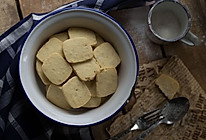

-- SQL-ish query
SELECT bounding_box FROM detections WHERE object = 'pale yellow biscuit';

[62,76,91,108]
[72,58,100,81]
[51,32,69,42]
[83,97,101,108]
[46,84,71,110]
[68,27,97,46]
[96,68,118,97]
[46,85,49,91]
[36,38,63,62]
[36,60,50,85]
[85,80,97,97]
[155,74,179,100]
[93,33,104,48]
[94,42,121,68]
[101,96,111,104]
[63,37,93,63]
[42,53,72,85]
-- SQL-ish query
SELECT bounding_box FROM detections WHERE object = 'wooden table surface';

[1,0,205,139]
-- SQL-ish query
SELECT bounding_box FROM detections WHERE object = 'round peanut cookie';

[36,38,63,62]
[63,37,93,63]
[68,27,97,46]
[62,76,91,108]
[94,42,120,68]
[46,84,71,110]
[42,53,72,85]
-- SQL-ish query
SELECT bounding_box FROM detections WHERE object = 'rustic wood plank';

[163,0,206,92]
[0,0,19,35]
[19,0,75,17]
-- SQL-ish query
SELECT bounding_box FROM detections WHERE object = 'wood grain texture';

[0,0,19,35]
[163,0,206,91]
[109,7,163,65]
[19,0,75,17]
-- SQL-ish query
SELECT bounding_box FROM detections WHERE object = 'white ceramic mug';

[146,0,199,46]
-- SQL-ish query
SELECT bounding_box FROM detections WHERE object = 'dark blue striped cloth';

[0,0,155,140]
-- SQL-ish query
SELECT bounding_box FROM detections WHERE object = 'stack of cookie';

[35,27,121,110]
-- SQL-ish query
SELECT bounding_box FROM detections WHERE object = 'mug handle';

[180,31,199,46]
